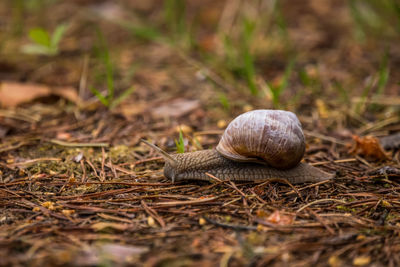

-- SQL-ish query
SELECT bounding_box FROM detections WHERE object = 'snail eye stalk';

[141,139,178,167]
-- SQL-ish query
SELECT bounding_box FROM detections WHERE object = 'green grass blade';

[174,129,185,153]
[278,58,295,93]
[90,87,109,107]
[110,86,135,109]
[128,25,162,42]
[376,51,389,95]
[333,80,350,104]
[96,29,114,102]
[29,27,51,47]
[355,78,374,114]
[241,18,258,95]
[51,23,68,50]
[218,93,230,111]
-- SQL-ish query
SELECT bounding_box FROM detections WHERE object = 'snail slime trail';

[142,110,335,184]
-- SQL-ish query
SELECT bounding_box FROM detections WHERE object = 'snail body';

[142,109,334,184]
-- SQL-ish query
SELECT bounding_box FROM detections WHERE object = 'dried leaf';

[199,217,206,225]
[0,81,79,107]
[356,234,366,241]
[117,102,147,119]
[56,132,72,140]
[353,256,371,266]
[61,209,75,216]
[348,135,390,160]
[41,201,55,210]
[147,216,156,227]
[217,119,227,129]
[267,210,295,225]
[328,256,342,267]
[316,99,329,118]
[91,222,129,231]
[175,124,193,134]
[151,98,200,119]
[257,210,295,226]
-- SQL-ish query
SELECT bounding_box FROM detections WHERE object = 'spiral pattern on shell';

[216,109,305,169]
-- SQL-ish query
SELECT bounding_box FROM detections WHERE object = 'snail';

[142,109,335,184]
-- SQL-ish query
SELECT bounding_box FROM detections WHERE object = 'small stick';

[255,178,304,202]
[205,172,224,184]
[100,147,106,181]
[104,163,136,176]
[141,200,166,228]
[49,139,109,147]
[6,157,61,167]
[108,157,119,179]
[310,158,357,166]
[150,196,219,207]
[303,130,347,145]
[202,216,258,231]
[306,208,335,235]
[80,160,87,183]
[297,199,347,213]
[85,159,101,181]
[285,180,331,195]
[134,156,163,166]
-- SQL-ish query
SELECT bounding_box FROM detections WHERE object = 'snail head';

[140,139,178,182]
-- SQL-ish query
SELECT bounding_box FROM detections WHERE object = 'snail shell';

[216,110,305,169]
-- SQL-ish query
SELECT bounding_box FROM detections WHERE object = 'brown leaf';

[348,135,390,160]
[117,101,147,119]
[0,81,79,107]
[151,98,200,119]
[257,210,295,226]
[353,256,371,266]
[266,210,295,225]
[91,222,129,231]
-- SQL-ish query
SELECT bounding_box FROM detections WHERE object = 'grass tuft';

[90,29,135,109]
[21,23,68,55]
[175,129,185,153]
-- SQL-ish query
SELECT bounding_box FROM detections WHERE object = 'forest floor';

[1,0,400,266]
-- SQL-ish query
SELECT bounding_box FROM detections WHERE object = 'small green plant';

[354,52,390,114]
[354,75,375,114]
[12,0,24,35]
[333,80,351,105]
[175,129,185,153]
[267,58,295,108]
[127,25,162,42]
[274,2,291,48]
[240,18,258,95]
[220,18,258,95]
[376,51,389,95]
[164,0,187,42]
[218,93,230,111]
[90,30,135,109]
[22,23,68,55]
[299,66,322,96]
[163,0,195,49]
[349,0,400,41]
[108,18,162,43]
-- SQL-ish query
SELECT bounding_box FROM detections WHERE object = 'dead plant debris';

[1,1,400,266]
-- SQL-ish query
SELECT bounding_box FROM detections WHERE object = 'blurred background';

[1,1,400,266]
[0,0,400,138]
